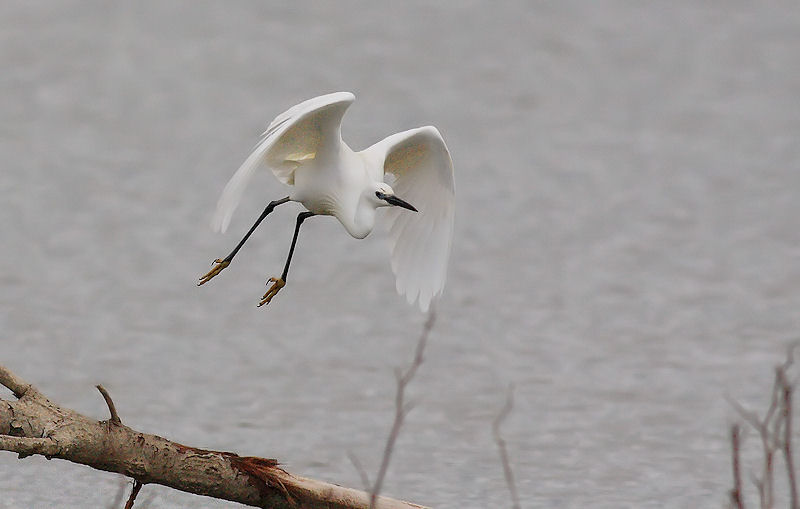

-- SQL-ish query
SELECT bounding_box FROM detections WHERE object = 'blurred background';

[1,2,799,508]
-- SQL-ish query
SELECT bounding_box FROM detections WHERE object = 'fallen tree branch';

[0,365,428,509]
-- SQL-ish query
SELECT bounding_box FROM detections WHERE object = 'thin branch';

[96,385,122,425]
[760,437,775,509]
[729,424,746,509]
[124,480,143,509]
[726,395,771,436]
[347,451,371,491]
[725,392,779,507]
[778,368,799,509]
[0,365,33,399]
[493,384,521,509]
[368,310,436,509]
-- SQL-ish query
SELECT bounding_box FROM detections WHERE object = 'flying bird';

[198,92,454,311]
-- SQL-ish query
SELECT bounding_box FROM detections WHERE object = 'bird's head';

[371,182,418,212]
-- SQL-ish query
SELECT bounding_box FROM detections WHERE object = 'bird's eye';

[375,191,381,197]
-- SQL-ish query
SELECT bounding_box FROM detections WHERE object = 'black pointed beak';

[379,193,418,212]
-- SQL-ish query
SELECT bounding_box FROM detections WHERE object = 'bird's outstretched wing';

[361,126,455,312]
[212,92,355,233]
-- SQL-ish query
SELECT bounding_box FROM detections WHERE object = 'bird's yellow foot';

[198,259,230,286]
[258,277,285,307]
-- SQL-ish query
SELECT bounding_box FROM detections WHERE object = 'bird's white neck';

[339,193,379,239]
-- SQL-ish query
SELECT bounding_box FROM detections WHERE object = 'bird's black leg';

[259,211,316,306]
[198,196,290,286]
[280,211,316,282]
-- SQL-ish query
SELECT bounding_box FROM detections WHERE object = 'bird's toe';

[198,259,230,286]
[257,277,285,306]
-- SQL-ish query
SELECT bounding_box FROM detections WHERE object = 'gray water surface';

[2,2,800,508]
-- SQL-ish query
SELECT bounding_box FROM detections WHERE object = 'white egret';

[198,92,455,311]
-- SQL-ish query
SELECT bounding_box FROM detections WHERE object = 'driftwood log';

[0,365,428,509]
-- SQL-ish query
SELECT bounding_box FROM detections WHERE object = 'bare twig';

[124,480,143,509]
[368,310,435,509]
[493,384,521,509]
[730,424,746,509]
[727,342,800,509]
[96,385,122,425]
[778,368,799,509]
[726,394,779,508]
[347,451,371,491]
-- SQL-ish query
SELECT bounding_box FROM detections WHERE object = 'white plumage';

[204,92,455,311]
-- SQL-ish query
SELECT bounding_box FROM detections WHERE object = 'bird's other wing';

[361,126,455,312]
[211,92,355,233]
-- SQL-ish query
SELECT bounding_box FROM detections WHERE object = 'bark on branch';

[0,365,428,509]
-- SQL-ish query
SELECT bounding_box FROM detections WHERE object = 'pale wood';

[0,365,429,509]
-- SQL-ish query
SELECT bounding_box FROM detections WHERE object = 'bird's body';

[291,144,373,238]
[200,92,454,311]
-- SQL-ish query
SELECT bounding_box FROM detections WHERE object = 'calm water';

[2,2,800,508]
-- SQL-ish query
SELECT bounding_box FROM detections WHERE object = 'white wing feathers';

[360,126,455,312]
[211,92,355,233]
